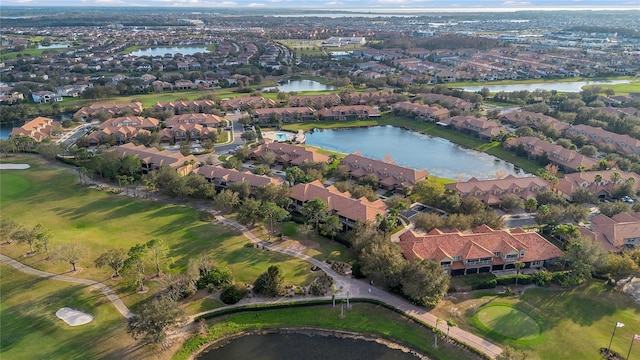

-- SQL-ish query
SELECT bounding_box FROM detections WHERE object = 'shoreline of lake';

[193,327,429,360]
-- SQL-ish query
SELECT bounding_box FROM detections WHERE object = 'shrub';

[220,284,249,304]
[472,278,497,290]
[532,270,553,287]
[496,274,533,285]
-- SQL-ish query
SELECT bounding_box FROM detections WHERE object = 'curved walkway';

[0,254,134,319]
[214,215,503,359]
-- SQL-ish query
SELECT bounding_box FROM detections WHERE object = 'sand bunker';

[56,307,93,326]
[0,164,30,170]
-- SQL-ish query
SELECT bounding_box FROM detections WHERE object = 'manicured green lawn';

[0,264,147,360]
[175,304,476,360]
[0,157,316,302]
[435,281,640,360]
[472,303,540,340]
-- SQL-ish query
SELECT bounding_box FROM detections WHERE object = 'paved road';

[0,254,134,319]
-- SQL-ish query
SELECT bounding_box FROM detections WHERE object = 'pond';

[461,79,631,93]
[263,79,336,93]
[304,126,526,180]
[37,44,70,49]
[128,46,209,57]
[197,332,422,360]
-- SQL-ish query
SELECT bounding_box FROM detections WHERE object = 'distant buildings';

[9,116,55,142]
[445,175,549,206]
[340,153,428,191]
[109,143,198,176]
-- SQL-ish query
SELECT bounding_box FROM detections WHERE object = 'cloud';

[502,1,532,6]
[248,2,266,6]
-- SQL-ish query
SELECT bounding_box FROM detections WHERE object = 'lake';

[37,44,70,49]
[128,46,209,57]
[197,332,422,360]
[263,79,336,93]
[462,80,631,93]
[305,126,526,180]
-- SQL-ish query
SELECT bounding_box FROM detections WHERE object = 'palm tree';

[594,174,603,196]
[610,171,622,185]
[514,260,525,289]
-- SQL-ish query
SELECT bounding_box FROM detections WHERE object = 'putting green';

[475,305,540,340]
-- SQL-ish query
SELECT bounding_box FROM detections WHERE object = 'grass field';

[0,157,317,303]
[0,264,146,360]
[431,281,640,360]
[175,304,476,360]
[471,303,540,340]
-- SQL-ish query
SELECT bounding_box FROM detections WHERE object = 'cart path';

[0,254,134,319]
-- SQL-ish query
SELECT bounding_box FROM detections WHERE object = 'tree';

[127,296,186,346]
[400,259,450,307]
[237,198,264,227]
[599,201,632,217]
[320,215,343,241]
[414,212,444,233]
[0,218,19,244]
[14,226,38,254]
[564,204,590,223]
[53,243,89,272]
[524,197,538,213]
[212,189,240,213]
[500,195,524,212]
[254,265,285,297]
[301,198,328,232]
[359,235,406,289]
[563,236,605,286]
[514,260,524,288]
[570,187,597,204]
[33,223,53,259]
[124,243,149,292]
[145,238,169,277]
[597,252,639,283]
[94,248,128,278]
[446,319,457,342]
[260,201,290,240]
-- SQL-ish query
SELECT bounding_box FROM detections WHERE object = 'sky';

[1,0,639,9]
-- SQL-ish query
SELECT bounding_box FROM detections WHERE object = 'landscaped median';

[175,299,488,360]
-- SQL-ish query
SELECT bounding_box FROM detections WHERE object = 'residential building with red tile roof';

[74,102,143,121]
[9,116,54,142]
[501,111,569,133]
[340,153,428,191]
[193,165,283,191]
[158,123,216,144]
[398,226,564,275]
[392,101,450,122]
[289,180,388,228]
[565,124,640,156]
[505,136,598,172]
[441,115,506,140]
[86,116,159,146]
[445,175,549,206]
[221,96,276,112]
[153,100,217,114]
[164,113,222,128]
[318,105,380,121]
[252,107,316,123]
[288,94,341,108]
[418,93,473,111]
[109,143,198,176]
[251,143,329,166]
[579,212,640,252]
[556,170,640,201]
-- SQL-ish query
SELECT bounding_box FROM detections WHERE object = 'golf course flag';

[626,334,640,359]
[609,322,625,352]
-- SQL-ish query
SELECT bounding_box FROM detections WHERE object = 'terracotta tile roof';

[9,116,54,141]
[445,175,549,205]
[109,143,197,171]
[290,180,387,223]
[165,113,222,127]
[193,165,283,188]
[252,143,329,165]
[398,226,563,266]
[506,136,598,171]
[588,212,640,248]
[566,124,640,155]
[340,153,428,188]
[99,116,159,130]
[556,170,640,200]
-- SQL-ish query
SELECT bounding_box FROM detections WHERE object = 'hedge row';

[470,270,571,290]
